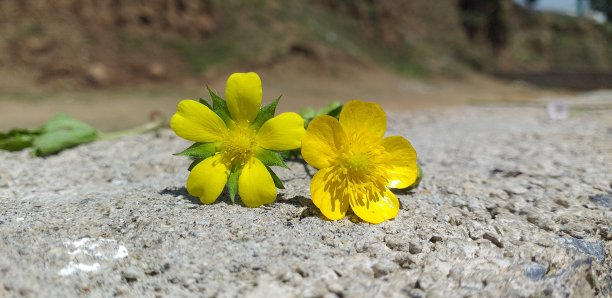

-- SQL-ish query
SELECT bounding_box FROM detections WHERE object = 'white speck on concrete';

[59,262,100,276]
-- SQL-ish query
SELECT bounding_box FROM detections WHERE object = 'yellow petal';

[310,167,350,220]
[339,100,386,141]
[349,188,400,224]
[186,154,229,204]
[381,136,418,189]
[170,100,228,143]
[301,115,346,170]
[256,112,305,151]
[225,72,262,124]
[238,157,277,207]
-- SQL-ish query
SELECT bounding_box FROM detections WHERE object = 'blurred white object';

[546,101,569,120]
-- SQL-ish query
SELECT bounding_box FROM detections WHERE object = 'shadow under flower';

[276,194,322,219]
[159,186,201,204]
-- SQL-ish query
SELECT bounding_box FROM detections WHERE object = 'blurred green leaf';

[0,129,40,151]
[318,101,342,117]
[298,107,316,122]
[300,101,343,127]
[32,114,98,157]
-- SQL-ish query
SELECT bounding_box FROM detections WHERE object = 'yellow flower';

[301,100,419,224]
[170,72,305,207]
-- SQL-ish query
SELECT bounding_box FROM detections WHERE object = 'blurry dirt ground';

[0,58,560,132]
[0,91,610,297]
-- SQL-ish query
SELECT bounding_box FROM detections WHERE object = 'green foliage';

[167,39,233,73]
[0,129,40,152]
[0,114,98,157]
[32,114,99,157]
[299,101,342,127]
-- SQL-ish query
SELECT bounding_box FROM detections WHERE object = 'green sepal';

[207,86,233,127]
[227,168,241,204]
[188,158,204,171]
[174,142,218,159]
[250,95,281,130]
[256,148,288,168]
[32,114,98,157]
[265,165,285,189]
[198,98,212,110]
[405,163,423,191]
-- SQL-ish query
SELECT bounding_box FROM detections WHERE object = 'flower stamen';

[222,125,256,166]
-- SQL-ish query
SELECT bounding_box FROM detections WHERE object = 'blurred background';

[0,0,611,131]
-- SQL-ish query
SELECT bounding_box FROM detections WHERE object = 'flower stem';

[98,114,165,141]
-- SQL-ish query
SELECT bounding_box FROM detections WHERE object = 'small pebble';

[122,267,142,282]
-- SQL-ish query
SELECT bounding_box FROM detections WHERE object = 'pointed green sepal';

[227,169,240,204]
[251,95,281,130]
[266,165,285,189]
[198,97,212,110]
[255,148,288,168]
[207,86,233,127]
[175,142,218,159]
[188,158,204,171]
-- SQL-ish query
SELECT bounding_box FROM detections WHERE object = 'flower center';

[343,153,371,177]
[333,143,391,193]
[222,125,256,166]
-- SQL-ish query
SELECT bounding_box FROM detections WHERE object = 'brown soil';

[0,56,561,132]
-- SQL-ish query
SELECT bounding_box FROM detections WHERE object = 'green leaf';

[318,101,342,117]
[323,105,342,118]
[175,142,218,159]
[32,114,98,156]
[256,148,288,168]
[227,169,240,204]
[208,86,233,127]
[266,165,285,189]
[284,149,301,160]
[405,163,423,191]
[250,95,281,130]
[0,129,40,151]
[198,97,212,110]
[188,158,204,171]
[298,107,316,121]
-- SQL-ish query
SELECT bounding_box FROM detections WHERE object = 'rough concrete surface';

[0,94,610,297]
